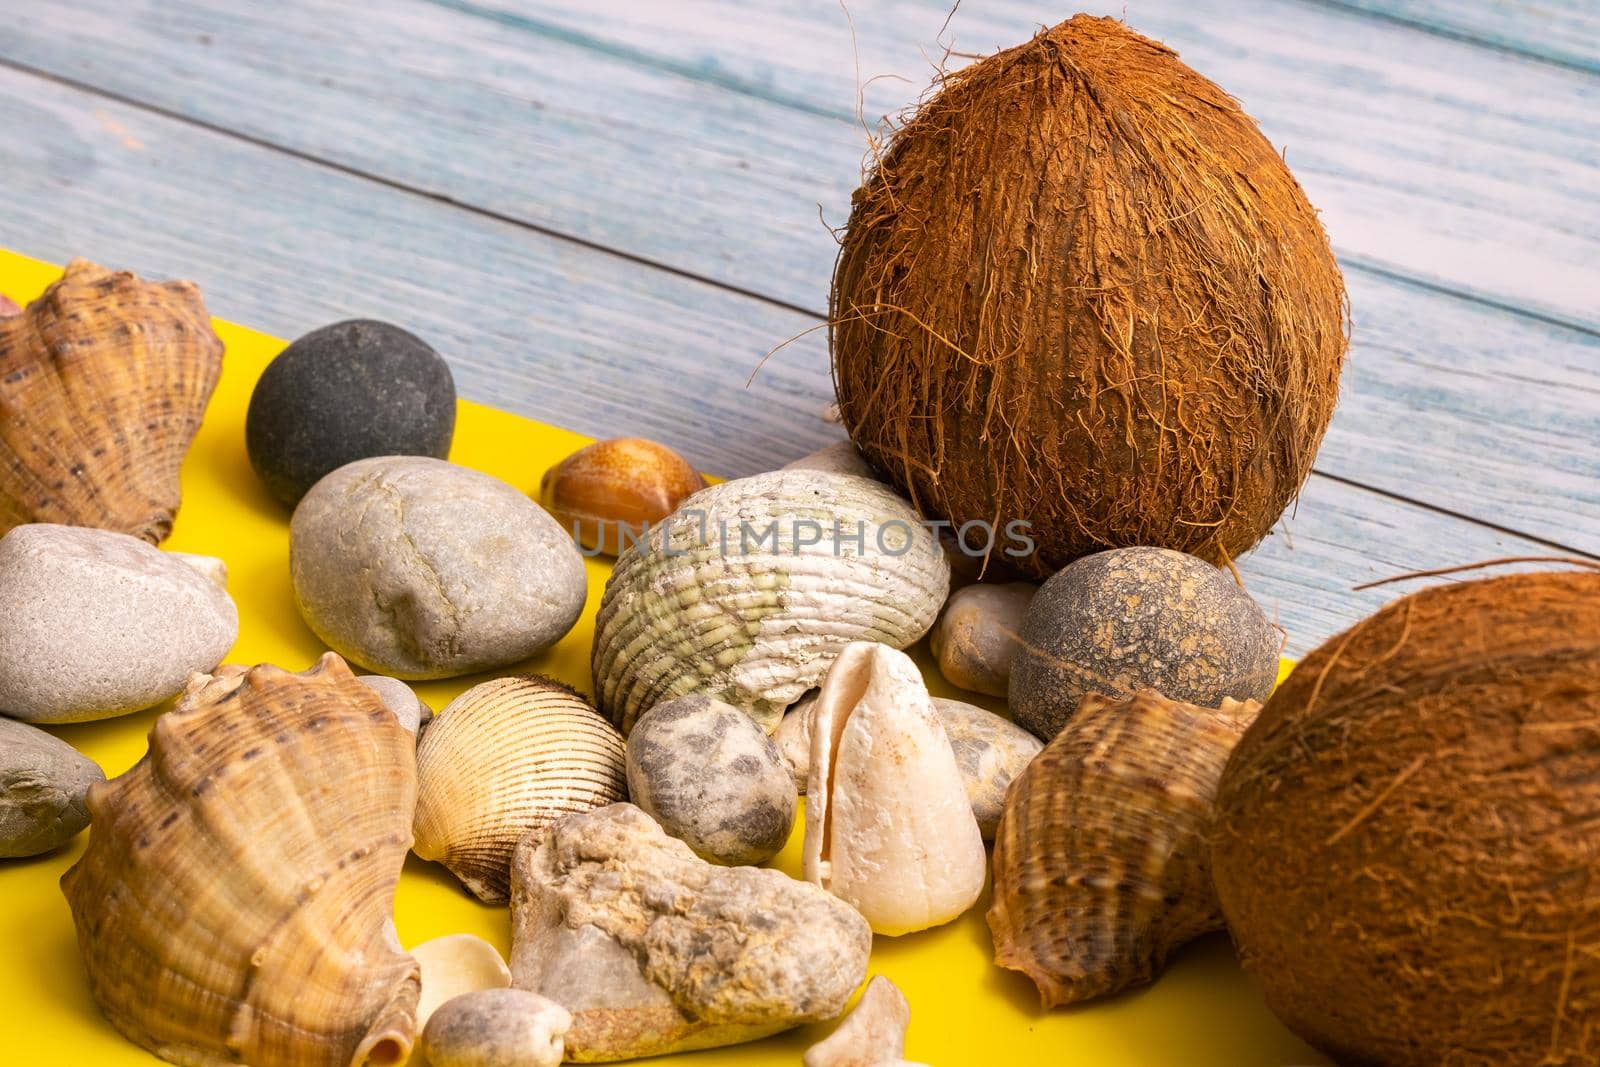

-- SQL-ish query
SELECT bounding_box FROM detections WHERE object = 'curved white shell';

[410,934,512,1032]
[413,676,627,903]
[592,470,950,734]
[803,642,986,935]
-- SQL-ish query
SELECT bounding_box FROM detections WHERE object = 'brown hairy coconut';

[830,16,1347,577]
[1212,570,1600,1067]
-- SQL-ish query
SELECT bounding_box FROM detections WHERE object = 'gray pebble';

[1010,546,1280,740]
[422,987,571,1067]
[0,525,238,723]
[358,675,433,736]
[626,695,796,866]
[0,718,105,857]
[289,457,587,680]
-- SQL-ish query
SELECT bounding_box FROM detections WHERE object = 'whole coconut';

[831,16,1347,577]
[1212,570,1600,1067]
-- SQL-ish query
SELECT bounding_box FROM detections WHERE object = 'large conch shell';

[988,689,1261,1007]
[803,642,986,935]
[60,653,422,1067]
[0,259,223,543]
[413,676,627,903]
[591,469,950,734]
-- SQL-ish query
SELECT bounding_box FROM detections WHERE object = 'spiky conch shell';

[60,653,421,1067]
[413,676,627,903]
[591,469,950,735]
[988,689,1261,1007]
[1212,571,1600,1067]
[0,259,223,543]
[830,15,1347,577]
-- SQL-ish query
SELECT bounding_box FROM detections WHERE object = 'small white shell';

[803,975,910,1067]
[803,642,986,935]
[591,469,950,735]
[413,676,627,903]
[410,934,512,1032]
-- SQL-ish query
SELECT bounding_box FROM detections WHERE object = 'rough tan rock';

[803,976,910,1067]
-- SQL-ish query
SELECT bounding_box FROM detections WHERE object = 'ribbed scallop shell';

[988,689,1261,1007]
[60,652,421,1067]
[0,259,223,544]
[413,676,627,903]
[591,469,950,735]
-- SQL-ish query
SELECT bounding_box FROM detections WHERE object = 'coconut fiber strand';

[1212,571,1600,1067]
[831,16,1347,577]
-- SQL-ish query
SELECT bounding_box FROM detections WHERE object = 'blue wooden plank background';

[0,0,1593,657]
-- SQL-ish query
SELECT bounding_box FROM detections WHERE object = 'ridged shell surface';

[988,690,1260,1007]
[591,470,950,734]
[60,652,421,1067]
[0,259,223,543]
[413,676,627,903]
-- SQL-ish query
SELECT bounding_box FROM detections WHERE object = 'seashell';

[779,691,1040,840]
[60,652,421,1067]
[410,934,512,1032]
[540,436,706,556]
[0,292,19,317]
[592,469,950,735]
[803,976,911,1067]
[929,581,1035,697]
[988,689,1262,1007]
[780,440,879,480]
[413,676,627,903]
[0,259,223,544]
[422,988,571,1067]
[804,642,986,935]
[509,802,871,1061]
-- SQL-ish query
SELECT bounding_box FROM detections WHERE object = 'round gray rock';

[626,695,796,866]
[358,675,433,736]
[0,524,238,723]
[1010,546,1280,740]
[0,718,104,856]
[422,988,571,1067]
[290,456,587,680]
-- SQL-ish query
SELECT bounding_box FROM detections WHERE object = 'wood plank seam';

[1307,0,1600,76]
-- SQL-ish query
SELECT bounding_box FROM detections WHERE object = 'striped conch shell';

[988,689,1262,1007]
[60,653,421,1067]
[0,259,223,543]
[591,469,950,735]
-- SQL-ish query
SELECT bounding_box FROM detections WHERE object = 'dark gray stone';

[246,319,455,505]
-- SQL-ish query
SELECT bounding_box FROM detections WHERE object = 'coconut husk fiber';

[1211,570,1600,1067]
[830,15,1347,577]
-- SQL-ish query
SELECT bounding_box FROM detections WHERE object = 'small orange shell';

[988,689,1261,1007]
[539,437,705,556]
[0,259,223,543]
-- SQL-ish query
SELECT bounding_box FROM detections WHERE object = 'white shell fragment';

[422,988,571,1067]
[169,551,229,589]
[591,469,950,735]
[804,976,911,1067]
[804,642,987,935]
[929,582,1035,697]
[410,934,513,1032]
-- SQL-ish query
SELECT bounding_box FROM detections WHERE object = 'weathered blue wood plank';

[1324,0,1600,74]
[5,0,1597,329]
[0,63,1575,653]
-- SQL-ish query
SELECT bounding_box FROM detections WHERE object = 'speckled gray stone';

[0,525,239,723]
[626,695,796,866]
[358,675,433,736]
[0,718,104,856]
[290,456,587,680]
[1010,546,1280,741]
[422,988,571,1067]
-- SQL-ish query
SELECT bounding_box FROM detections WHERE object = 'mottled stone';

[290,457,587,679]
[929,582,1036,697]
[422,988,569,1067]
[0,718,104,856]
[358,675,432,736]
[1010,547,1280,740]
[626,695,795,866]
[510,803,870,1061]
[804,976,910,1067]
[246,319,456,505]
[0,525,238,722]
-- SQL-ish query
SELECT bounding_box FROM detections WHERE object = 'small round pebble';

[626,695,796,866]
[0,718,105,857]
[245,319,456,505]
[357,675,432,736]
[933,698,1042,840]
[1009,546,1280,740]
[929,582,1036,697]
[290,456,587,680]
[0,525,238,722]
[422,988,572,1067]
